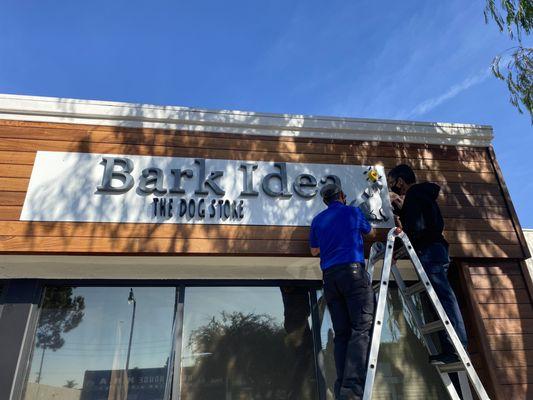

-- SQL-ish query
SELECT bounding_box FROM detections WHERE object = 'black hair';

[388,164,417,184]
[324,191,342,205]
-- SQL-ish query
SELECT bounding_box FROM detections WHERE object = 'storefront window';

[22,284,451,400]
[317,287,448,399]
[180,286,318,400]
[23,286,176,400]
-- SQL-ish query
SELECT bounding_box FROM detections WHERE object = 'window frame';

[17,279,327,400]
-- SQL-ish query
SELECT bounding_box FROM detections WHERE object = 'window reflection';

[181,286,318,400]
[23,287,175,400]
[317,288,448,399]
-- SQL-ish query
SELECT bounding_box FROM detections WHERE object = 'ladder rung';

[405,281,426,296]
[421,320,445,335]
[436,361,465,374]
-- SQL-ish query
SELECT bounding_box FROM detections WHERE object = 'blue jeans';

[323,263,375,399]
[418,242,468,354]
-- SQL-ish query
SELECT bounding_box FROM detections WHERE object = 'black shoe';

[429,353,460,365]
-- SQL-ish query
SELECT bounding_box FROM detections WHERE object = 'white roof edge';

[0,93,494,147]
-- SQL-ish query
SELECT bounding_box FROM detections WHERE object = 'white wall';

[524,229,533,282]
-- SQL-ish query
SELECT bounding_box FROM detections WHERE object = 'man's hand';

[310,247,320,257]
[390,192,404,211]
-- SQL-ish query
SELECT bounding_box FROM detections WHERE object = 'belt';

[323,262,364,276]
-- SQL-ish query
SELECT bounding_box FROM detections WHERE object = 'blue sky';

[1,0,532,226]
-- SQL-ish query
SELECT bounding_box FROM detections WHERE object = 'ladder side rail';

[362,233,396,400]
[396,232,491,400]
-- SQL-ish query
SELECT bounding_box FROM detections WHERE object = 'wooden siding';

[462,260,533,399]
[0,119,527,258]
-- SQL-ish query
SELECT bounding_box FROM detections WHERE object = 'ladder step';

[372,283,380,292]
[405,281,426,296]
[436,361,465,374]
[421,320,445,335]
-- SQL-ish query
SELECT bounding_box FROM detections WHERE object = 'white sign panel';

[20,151,394,227]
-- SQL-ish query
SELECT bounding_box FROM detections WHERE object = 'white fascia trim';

[0,93,494,147]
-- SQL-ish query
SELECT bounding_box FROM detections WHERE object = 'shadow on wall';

[6,98,530,397]
[12,97,516,258]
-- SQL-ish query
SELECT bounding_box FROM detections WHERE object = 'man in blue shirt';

[310,183,374,400]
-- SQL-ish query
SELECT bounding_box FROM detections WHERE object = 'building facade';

[0,94,531,400]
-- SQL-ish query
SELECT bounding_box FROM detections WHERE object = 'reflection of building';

[0,94,532,400]
[81,368,167,400]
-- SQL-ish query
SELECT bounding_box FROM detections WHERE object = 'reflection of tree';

[186,311,315,400]
[63,379,78,389]
[35,287,85,383]
[280,286,315,400]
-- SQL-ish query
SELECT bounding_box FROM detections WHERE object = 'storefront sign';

[20,151,394,227]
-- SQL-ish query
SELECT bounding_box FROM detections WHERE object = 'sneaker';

[428,353,460,365]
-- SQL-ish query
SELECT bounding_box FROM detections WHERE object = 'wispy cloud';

[403,68,491,119]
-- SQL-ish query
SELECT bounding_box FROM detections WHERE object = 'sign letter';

[239,163,259,196]
[194,159,225,196]
[293,174,318,198]
[262,162,292,198]
[97,157,134,193]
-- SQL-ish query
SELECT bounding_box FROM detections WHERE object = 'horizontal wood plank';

[0,221,312,241]
[0,235,308,255]
[0,121,493,162]
[469,265,523,275]
[0,178,29,192]
[471,274,527,290]
[0,139,498,184]
[445,218,515,232]
[478,303,533,319]
[0,192,26,206]
[0,234,524,258]
[488,334,533,351]
[500,383,533,399]
[483,319,533,335]
[0,147,499,177]
[493,350,533,367]
[0,221,520,245]
[497,367,533,385]
[475,289,532,304]
[0,151,36,165]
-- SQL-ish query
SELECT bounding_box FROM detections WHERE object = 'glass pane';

[317,288,448,399]
[181,286,318,400]
[24,286,176,400]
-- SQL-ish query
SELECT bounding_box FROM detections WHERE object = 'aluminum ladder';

[362,228,490,400]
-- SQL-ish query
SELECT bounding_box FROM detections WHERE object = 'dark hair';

[324,191,342,205]
[388,164,416,184]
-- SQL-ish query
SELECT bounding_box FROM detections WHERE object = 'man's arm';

[356,207,372,235]
[309,220,320,256]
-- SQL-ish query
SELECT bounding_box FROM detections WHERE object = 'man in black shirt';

[387,164,467,364]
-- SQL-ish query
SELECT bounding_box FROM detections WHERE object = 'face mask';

[389,179,402,195]
[390,184,401,195]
